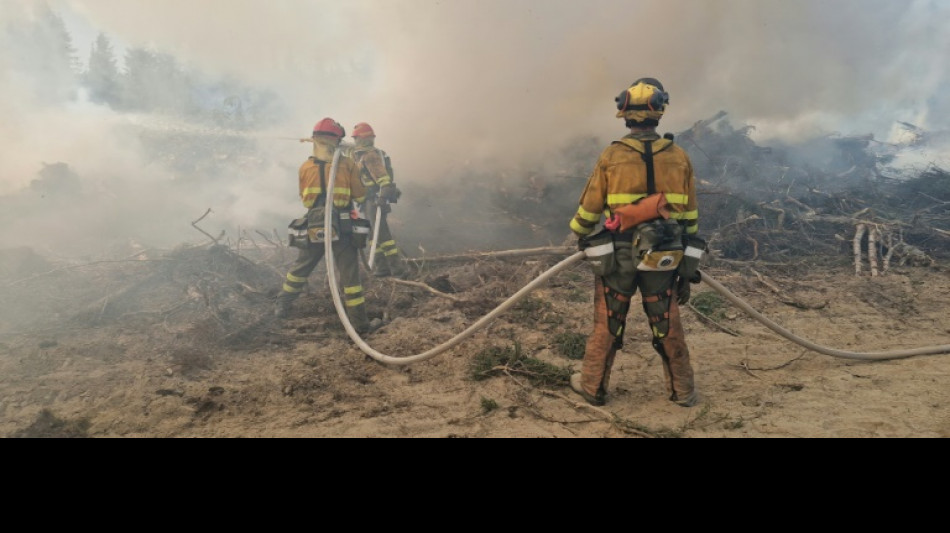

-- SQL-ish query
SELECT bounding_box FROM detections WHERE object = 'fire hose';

[324,149,950,367]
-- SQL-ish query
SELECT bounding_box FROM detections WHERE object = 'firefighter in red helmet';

[275,118,380,334]
[569,79,706,408]
[348,122,410,279]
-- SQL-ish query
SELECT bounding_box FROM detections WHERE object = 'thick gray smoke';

[1,0,948,256]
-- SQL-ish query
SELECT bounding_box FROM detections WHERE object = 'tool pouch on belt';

[287,206,342,247]
[288,216,310,249]
[579,229,618,277]
[610,193,671,233]
[634,219,685,272]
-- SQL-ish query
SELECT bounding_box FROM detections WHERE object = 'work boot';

[274,298,293,319]
[671,390,700,408]
[388,257,410,279]
[570,373,606,407]
[356,318,385,336]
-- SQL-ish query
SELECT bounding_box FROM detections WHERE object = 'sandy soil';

[1,246,949,438]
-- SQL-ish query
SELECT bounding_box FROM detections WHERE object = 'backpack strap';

[615,137,674,155]
[310,157,328,204]
[614,137,674,195]
[643,141,656,195]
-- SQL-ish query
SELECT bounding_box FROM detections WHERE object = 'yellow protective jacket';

[350,147,393,189]
[571,132,699,237]
[299,156,367,209]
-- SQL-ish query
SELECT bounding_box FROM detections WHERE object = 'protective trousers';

[277,238,369,331]
[579,269,695,405]
[365,196,407,277]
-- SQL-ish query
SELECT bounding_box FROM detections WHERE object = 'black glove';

[379,184,401,203]
[576,235,587,252]
[677,235,707,286]
[677,275,692,306]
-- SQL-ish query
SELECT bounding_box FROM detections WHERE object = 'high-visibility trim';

[607,193,689,207]
[577,206,602,223]
[379,240,396,249]
[282,283,303,294]
[664,193,690,205]
[607,193,648,205]
[345,296,366,307]
[585,242,615,259]
[344,286,363,295]
[286,273,308,283]
[302,187,322,197]
[571,218,594,235]
[377,176,392,187]
[333,187,351,195]
[669,209,699,220]
[384,249,399,257]
[685,225,699,235]
[685,246,705,259]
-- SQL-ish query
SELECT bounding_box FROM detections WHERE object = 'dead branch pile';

[0,243,282,347]
[687,115,949,270]
[409,112,947,273]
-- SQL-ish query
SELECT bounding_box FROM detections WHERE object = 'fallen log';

[406,246,574,264]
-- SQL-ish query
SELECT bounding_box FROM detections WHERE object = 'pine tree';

[120,47,193,113]
[84,33,120,106]
[30,4,80,104]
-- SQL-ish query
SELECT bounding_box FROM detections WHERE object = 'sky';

[1,0,949,253]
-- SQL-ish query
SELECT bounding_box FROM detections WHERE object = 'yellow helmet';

[615,78,669,122]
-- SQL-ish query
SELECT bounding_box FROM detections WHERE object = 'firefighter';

[275,118,381,335]
[569,78,706,407]
[348,122,409,278]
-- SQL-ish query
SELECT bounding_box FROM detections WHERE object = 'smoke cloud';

[1,0,948,255]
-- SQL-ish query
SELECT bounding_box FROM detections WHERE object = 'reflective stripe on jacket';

[299,156,367,209]
[571,133,699,236]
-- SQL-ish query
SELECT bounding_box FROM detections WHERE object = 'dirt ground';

[1,244,949,438]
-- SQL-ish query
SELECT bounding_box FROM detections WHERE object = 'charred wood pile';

[469,112,948,275]
[682,113,948,273]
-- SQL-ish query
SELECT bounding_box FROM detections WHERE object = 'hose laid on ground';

[324,147,585,366]
[698,273,950,361]
[324,148,950,365]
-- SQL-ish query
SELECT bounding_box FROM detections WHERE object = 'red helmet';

[352,122,376,139]
[313,118,345,139]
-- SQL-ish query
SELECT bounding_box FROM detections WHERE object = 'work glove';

[677,275,692,306]
[677,235,707,285]
[576,234,587,252]
[379,184,401,203]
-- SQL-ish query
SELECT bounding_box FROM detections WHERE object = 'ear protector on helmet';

[615,80,670,112]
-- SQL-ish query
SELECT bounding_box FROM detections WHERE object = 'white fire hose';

[367,203,384,270]
[324,148,950,366]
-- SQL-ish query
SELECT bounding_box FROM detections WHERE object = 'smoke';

[1,0,948,256]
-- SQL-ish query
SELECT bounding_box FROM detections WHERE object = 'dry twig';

[191,209,219,245]
[381,278,461,302]
[538,389,656,438]
[687,303,740,337]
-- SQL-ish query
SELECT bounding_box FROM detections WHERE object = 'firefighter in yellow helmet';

[275,118,380,335]
[348,122,410,279]
[569,78,706,407]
